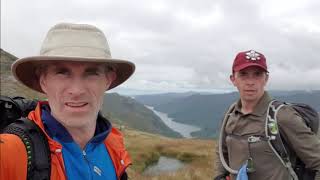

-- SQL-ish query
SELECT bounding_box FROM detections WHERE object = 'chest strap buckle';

[247,136,261,143]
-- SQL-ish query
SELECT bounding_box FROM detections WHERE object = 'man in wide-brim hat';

[1,22,134,180]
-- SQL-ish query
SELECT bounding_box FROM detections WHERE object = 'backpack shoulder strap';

[3,118,51,180]
[266,100,298,180]
[218,102,238,174]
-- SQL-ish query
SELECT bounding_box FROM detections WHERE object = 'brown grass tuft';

[122,127,217,180]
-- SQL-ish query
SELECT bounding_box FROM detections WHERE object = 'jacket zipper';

[83,150,93,180]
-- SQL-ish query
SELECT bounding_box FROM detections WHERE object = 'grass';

[117,126,217,180]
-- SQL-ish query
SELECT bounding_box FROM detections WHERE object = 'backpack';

[266,100,319,180]
[0,96,51,180]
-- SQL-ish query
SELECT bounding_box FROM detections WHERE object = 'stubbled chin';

[242,93,258,100]
[60,113,96,126]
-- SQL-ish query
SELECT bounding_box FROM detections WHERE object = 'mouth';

[244,90,256,93]
[65,102,88,108]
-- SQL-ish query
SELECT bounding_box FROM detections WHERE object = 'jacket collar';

[28,101,113,146]
[40,104,112,143]
[28,101,132,179]
[234,91,272,117]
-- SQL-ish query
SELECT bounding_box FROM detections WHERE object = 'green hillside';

[1,48,18,72]
[275,91,320,110]
[102,93,182,138]
[135,91,320,138]
[135,92,197,107]
[0,49,45,99]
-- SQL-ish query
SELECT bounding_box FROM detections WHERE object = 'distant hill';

[135,92,239,138]
[0,49,45,99]
[1,48,18,72]
[274,91,320,110]
[102,93,182,138]
[134,92,199,107]
[135,91,320,138]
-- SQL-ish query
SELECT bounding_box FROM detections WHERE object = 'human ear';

[39,74,48,94]
[106,71,117,87]
[265,73,269,82]
[230,74,236,86]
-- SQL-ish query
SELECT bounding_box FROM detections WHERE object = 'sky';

[2,0,320,95]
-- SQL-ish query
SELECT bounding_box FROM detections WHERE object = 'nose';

[67,78,86,96]
[245,76,255,86]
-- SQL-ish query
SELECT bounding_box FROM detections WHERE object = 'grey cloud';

[2,0,320,93]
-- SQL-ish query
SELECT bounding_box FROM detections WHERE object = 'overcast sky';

[2,0,320,95]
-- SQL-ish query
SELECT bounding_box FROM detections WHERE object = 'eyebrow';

[84,66,104,73]
[48,63,105,74]
[52,65,68,71]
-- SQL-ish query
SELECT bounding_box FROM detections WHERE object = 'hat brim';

[11,56,135,93]
[233,63,268,72]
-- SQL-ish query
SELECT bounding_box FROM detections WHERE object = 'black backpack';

[266,100,320,180]
[0,96,51,180]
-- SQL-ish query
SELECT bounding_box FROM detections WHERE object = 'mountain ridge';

[0,49,45,99]
[135,90,320,138]
[2,49,319,139]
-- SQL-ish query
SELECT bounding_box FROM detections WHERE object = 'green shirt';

[215,91,320,180]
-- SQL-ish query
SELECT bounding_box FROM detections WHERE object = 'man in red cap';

[230,50,268,112]
[214,50,320,180]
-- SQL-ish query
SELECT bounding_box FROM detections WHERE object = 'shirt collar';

[234,91,272,116]
[41,104,112,143]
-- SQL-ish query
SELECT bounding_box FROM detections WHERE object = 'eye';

[55,68,69,75]
[85,67,104,76]
[239,71,247,77]
[85,69,100,76]
[254,71,264,77]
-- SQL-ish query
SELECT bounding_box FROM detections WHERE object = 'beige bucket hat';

[11,22,135,93]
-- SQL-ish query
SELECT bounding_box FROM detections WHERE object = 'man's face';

[39,61,115,129]
[230,66,268,103]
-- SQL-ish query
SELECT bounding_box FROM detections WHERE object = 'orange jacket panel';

[0,102,132,180]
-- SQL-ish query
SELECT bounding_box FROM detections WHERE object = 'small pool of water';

[143,156,185,176]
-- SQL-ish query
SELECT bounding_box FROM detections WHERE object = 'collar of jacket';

[40,104,112,144]
[27,101,132,179]
[234,91,272,117]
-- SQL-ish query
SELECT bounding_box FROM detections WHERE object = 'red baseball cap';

[232,50,268,72]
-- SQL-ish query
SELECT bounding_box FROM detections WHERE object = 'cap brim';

[233,63,268,72]
[11,56,135,93]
